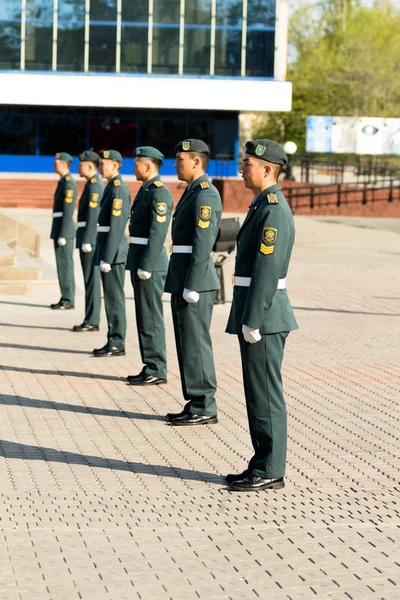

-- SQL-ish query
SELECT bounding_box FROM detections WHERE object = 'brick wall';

[1,177,400,217]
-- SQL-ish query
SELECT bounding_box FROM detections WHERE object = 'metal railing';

[285,178,400,211]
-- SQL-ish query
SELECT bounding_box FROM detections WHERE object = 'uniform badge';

[156,202,167,215]
[113,198,123,211]
[262,227,278,245]
[114,179,121,187]
[199,205,212,220]
[260,243,274,255]
[89,193,99,208]
[103,151,110,159]
[65,189,74,203]
[65,175,71,181]
[156,216,167,223]
[255,144,266,157]
[55,153,60,159]
[200,181,210,189]
[267,193,278,204]
[154,181,164,187]
[198,219,210,229]
[182,141,191,151]
[79,153,85,160]
[91,177,97,183]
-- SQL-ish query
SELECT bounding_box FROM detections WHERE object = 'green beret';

[175,138,210,156]
[99,149,123,163]
[133,146,164,163]
[245,139,288,166]
[79,150,100,163]
[55,152,73,163]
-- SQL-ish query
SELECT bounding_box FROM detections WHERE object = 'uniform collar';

[143,174,160,192]
[188,173,208,192]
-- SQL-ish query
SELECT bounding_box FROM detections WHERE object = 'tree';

[253,0,400,152]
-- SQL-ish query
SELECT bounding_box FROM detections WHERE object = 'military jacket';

[126,175,172,273]
[50,173,77,240]
[76,173,105,247]
[93,174,130,266]
[164,174,222,293]
[226,183,299,335]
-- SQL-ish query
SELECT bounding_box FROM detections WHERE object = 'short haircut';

[265,161,282,179]
[186,151,209,170]
[147,157,163,170]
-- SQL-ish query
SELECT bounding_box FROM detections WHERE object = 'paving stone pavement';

[0,210,399,599]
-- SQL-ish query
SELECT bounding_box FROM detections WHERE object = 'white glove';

[183,288,200,304]
[137,269,152,280]
[242,324,262,344]
[100,260,112,273]
[81,243,92,253]
[57,237,66,246]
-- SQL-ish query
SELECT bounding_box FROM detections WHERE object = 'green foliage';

[253,1,400,152]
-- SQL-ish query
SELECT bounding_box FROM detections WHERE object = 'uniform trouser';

[239,332,289,479]
[171,291,217,416]
[54,238,75,304]
[79,249,101,325]
[101,263,126,348]
[130,270,167,378]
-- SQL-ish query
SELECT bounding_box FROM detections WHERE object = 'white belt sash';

[53,212,63,217]
[98,225,110,232]
[130,237,149,245]
[171,245,193,253]
[233,276,286,289]
[77,221,87,228]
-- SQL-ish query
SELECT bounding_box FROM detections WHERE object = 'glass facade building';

[0,0,275,76]
[0,0,290,173]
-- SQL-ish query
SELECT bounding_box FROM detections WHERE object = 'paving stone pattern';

[0,213,399,599]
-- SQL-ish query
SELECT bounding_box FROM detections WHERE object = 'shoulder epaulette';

[91,177,97,183]
[114,179,121,187]
[66,175,72,182]
[266,193,279,204]
[200,181,210,189]
[153,180,164,187]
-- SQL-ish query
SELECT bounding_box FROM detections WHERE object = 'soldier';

[92,150,130,357]
[225,139,299,492]
[50,152,77,310]
[72,150,104,332]
[165,139,222,426]
[126,146,172,386]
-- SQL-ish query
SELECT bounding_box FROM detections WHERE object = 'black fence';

[285,178,400,211]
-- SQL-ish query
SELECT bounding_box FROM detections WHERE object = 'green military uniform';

[226,141,298,482]
[126,151,172,379]
[76,154,104,327]
[165,172,222,416]
[93,152,130,350]
[50,153,77,306]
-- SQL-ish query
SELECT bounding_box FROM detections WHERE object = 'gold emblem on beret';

[255,144,266,157]
[113,198,123,210]
[156,202,167,215]
[103,150,110,159]
[199,205,212,220]
[262,227,278,245]
[55,153,60,159]
[79,153,85,160]
[182,141,191,151]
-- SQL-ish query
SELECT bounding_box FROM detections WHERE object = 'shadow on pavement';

[293,306,400,316]
[0,322,71,331]
[1,365,123,381]
[0,343,89,354]
[0,439,222,484]
[0,300,51,308]
[0,394,165,421]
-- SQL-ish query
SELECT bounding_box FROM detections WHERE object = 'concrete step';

[0,247,16,266]
[0,281,31,294]
[0,265,41,280]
